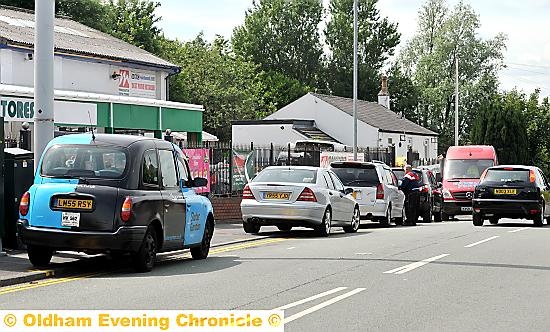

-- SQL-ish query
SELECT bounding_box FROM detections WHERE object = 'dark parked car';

[17,134,215,272]
[472,165,550,226]
[392,167,442,223]
[413,169,443,223]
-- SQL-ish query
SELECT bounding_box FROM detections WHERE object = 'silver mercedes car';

[240,166,360,236]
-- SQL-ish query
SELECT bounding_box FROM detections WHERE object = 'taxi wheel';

[489,217,499,225]
[132,226,157,272]
[344,207,360,233]
[27,245,53,267]
[191,222,214,260]
[316,208,332,237]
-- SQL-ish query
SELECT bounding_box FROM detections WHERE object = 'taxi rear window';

[484,169,530,183]
[41,145,128,179]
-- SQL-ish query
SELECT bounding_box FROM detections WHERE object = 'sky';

[156,0,550,98]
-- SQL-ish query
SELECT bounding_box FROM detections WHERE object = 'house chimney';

[378,75,390,109]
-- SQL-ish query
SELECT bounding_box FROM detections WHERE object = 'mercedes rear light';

[242,185,255,200]
[297,187,317,202]
[121,196,133,222]
[19,191,30,216]
[376,183,384,199]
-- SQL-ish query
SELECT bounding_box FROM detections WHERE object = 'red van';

[440,145,498,220]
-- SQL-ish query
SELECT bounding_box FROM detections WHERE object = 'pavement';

[2,217,550,331]
[0,220,254,287]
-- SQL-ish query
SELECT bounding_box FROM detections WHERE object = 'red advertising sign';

[182,148,211,194]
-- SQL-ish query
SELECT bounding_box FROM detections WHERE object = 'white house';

[232,92,438,163]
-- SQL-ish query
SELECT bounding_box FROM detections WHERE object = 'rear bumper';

[472,199,542,219]
[17,219,147,252]
[241,201,325,227]
[442,200,473,215]
[358,200,387,219]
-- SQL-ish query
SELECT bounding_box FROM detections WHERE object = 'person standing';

[399,165,421,226]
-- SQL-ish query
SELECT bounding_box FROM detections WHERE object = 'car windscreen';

[41,145,128,179]
[444,159,494,180]
[331,167,379,187]
[253,169,317,184]
[483,169,530,183]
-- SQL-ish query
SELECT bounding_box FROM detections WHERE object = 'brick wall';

[212,197,242,222]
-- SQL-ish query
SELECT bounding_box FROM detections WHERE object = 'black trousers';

[405,191,421,225]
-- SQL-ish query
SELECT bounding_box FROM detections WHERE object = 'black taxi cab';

[17,133,215,272]
[472,165,550,227]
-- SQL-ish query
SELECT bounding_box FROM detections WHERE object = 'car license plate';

[494,188,517,195]
[263,192,291,200]
[461,207,473,212]
[55,198,93,211]
[61,212,80,227]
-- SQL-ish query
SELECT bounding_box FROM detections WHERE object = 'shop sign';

[118,68,157,99]
[0,96,97,125]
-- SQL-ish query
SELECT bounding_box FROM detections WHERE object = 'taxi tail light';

[530,170,536,183]
[530,209,539,215]
[242,185,256,200]
[121,196,133,222]
[19,191,30,216]
[297,187,317,202]
[376,183,384,199]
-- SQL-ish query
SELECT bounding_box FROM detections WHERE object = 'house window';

[388,138,393,145]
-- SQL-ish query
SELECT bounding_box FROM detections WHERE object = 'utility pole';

[454,56,459,146]
[353,0,358,160]
[34,0,55,168]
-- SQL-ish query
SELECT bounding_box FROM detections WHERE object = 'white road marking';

[383,254,450,274]
[464,236,500,248]
[509,227,530,233]
[287,247,296,250]
[274,287,348,311]
[283,288,366,323]
[355,252,373,255]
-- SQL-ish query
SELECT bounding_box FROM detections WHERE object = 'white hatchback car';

[330,161,405,225]
[240,166,360,236]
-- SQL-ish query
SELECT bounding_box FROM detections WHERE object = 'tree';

[388,63,420,123]
[232,0,324,88]
[106,0,162,53]
[324,0,400,101]
[470,91,529,165]
[158,35,273,140]
[400,0,506,153]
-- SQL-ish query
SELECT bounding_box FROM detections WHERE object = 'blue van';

[17,134,215,272]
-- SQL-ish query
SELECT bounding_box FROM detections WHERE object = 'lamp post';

[353,0,358,160]
[454,56,459,146]
[34,0,55,168]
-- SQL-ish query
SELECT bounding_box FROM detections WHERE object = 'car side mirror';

[344,188,354,195]
[193,177,208,188]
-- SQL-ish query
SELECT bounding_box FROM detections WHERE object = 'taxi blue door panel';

[182,191,207,246]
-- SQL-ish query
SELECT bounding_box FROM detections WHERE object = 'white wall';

[266,94,379,147]
[0,49,168,100]
[232,123,307,147]
[378,131,438,161]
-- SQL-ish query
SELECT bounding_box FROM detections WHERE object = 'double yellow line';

[0,238,286,296]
